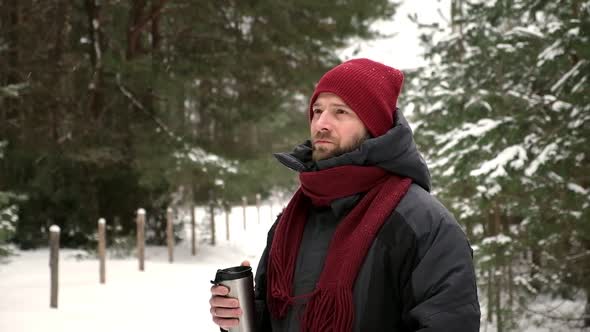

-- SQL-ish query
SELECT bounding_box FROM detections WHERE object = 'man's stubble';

[311,131,371,161]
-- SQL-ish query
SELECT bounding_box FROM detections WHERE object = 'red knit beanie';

[309,58,404,137]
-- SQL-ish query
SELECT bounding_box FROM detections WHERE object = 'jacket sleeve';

[407,212,480,331]
[253,216,279,331]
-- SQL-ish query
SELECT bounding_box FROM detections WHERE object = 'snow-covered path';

[0,205,275,332]
[1,204,587,332]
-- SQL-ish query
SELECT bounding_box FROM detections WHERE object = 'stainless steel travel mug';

[212,265,256,332]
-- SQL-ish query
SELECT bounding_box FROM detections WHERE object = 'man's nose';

[314,112,334,131]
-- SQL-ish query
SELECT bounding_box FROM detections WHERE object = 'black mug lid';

[211,265,252,284]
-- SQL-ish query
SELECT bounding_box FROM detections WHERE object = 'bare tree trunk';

[190,185,197,255]
[127,0,167,60]
[584,287,590,327]
[508,263,513,309]
[7,0,20,85]
[531,247,541,290]
[2,0,21,133]
[148,0,162,120]
[451,0,466,56]
[166,208,174,263]
[85,0,103,120]
[127,0,147,60]
[486,206,494,323]
[52,1,70,142]
[465,221,473,241]
[493,201,504,331]
[151,0,162,52]
[209,202,216,246]
[191,203,197,255]
[495,273,503,332]
[487,267,493,323]
[225,205,230,241]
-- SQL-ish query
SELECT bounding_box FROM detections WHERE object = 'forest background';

[0,0,588,330]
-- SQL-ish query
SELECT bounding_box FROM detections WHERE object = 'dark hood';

[274,109,431,192]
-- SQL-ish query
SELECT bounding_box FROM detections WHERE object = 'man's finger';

[210,306,243,318]
[241,260,250,267]
[210,284,229,296]
[212,316,240,329]
[210,295,239,308]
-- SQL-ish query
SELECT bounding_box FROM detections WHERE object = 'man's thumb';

[241,260,250,267]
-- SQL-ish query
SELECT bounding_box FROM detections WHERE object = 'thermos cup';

[212,265,256,332]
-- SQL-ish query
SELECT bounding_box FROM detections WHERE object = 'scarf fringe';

[301,287,353,332]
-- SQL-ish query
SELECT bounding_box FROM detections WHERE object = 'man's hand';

[210,261,250,329]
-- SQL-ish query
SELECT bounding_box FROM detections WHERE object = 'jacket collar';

[273,109,432,192]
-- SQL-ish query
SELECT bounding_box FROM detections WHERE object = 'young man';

[210,58,480,331]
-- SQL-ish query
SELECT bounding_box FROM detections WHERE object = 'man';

[210,58,480,331]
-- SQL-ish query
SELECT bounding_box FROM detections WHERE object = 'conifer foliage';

[407,0,589,329]
[0,0,395,248]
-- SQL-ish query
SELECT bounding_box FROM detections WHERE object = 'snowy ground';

[1,203,587,332]
[0,205,275,332]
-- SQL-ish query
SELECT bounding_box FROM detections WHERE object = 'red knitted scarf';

[267,165,412,331]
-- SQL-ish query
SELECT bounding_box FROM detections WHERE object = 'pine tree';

[0,0,397,247]
[406,0,589,329]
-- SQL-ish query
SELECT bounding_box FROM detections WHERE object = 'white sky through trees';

[341,0,451,70]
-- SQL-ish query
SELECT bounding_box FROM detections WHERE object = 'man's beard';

[311,131,370,161]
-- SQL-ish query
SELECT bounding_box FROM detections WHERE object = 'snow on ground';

[479,294,588,332]
[1,203,587,331]
[0,204,277,332]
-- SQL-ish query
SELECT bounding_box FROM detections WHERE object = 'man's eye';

[336,109,348,114]
[312,109,322,114]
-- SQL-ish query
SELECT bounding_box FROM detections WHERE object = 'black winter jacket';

[253,111,480,331]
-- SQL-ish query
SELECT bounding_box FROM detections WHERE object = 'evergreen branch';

[566,251,590,262]
[116,74,235,171]
[116,73,177,142]
[519,304,588,323]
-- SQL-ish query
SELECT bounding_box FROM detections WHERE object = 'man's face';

[310,92,369,161]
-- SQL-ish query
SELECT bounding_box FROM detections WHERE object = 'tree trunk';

[493,201,504,331]
[127,0,167,60]
[2,0,21,133]
[127,0,147,60]
[508,263,513,309]
[487,267,493,323]
[7,0,20,85]
[484,203,493,323]
[495,271,503,332]
[451,0,466,57]
[151,0,161,52]
[209,202,215,246]
[85,0,103,120]
[531,247,541,290]
[584,287,590,327]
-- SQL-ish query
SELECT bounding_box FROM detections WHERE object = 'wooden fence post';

[137,208,145,271]
[225,205,230,241]
[191,205,196,256]
[167,208,174,263]
[49,225,60,308]
[256,193,261,224]
[209,202,216,246]
[242,196,247,230]
[269,201,273,223]
[98,218,106,284]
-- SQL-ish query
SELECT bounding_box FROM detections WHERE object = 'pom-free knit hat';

[309,58,404,137]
